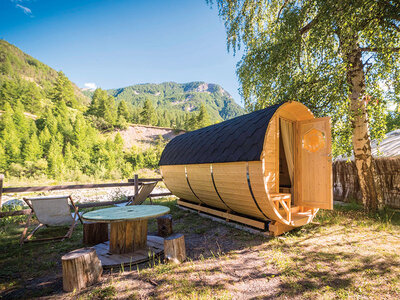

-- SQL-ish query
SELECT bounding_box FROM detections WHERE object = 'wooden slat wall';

[212,162,265,219]
[186,164,228,210]
[160,102,319,228]
[248,161,278,221]
[160,165,199,203]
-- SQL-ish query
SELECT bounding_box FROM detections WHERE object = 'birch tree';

[211,0,400,211]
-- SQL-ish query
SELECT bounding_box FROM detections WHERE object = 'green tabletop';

[82,205,170,223]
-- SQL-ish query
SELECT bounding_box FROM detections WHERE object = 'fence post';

[134,174,139,197]
[0,174,4,209]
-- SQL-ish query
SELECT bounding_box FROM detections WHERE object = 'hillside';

[106,82,244,122]
[109,124,185,150]
[0,39,245,181]
[0,40,90,106]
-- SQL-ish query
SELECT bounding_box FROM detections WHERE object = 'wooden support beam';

[268,221,295,236]
[134,174,139,198]
[177,199,267,230]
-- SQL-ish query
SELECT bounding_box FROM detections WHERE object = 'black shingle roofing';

[159,103,283,166]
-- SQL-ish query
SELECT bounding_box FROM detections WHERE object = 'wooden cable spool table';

[82,205,170,268]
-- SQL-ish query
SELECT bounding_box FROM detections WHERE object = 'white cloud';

[84,83,97,90]
[16,4,32,15]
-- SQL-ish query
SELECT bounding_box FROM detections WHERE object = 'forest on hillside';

[0,40,226,181]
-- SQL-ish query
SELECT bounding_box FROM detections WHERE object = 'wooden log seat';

[62,247,102,292]
[164,233,186,264]
[157,214,173,237]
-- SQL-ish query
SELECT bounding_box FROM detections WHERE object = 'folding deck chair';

[20,195,83,245]
[115,181,158,207]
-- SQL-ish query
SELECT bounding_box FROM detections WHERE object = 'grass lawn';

[1,199,400,299]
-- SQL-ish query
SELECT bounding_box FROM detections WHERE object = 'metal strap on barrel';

[210,164,235,212]
[184,166,205,205]
[246,162,269,219]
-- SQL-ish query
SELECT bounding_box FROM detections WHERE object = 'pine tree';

[140,99,156,125]
[117,100,130,120]
[187,114,198,131]
[39,126,52,155]
[51,71,77,108]
[0,143,7,172]
[22,132,42,161]
[87,88,117,127]
[0,103,21,163]
[196,103,211,129]
[114,133,124,153]
[47,135,64,177]
[63,142,75,169]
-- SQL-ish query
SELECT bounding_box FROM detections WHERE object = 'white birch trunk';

[345,41,383,211]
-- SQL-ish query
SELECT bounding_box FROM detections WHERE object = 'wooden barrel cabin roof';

[159,103,283,166]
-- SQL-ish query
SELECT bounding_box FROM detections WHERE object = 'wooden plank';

[186,164,228,210]
[177,199,267,230]
[0,193,173,218]
[296,117,333,210]
[92,237,163,268]
[161,165,199,203]
[269,221,295,236]
[2,179,162,194]
[3,182,136,194]
[212,162,265,218]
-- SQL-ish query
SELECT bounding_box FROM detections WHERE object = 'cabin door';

[295,117,333,209]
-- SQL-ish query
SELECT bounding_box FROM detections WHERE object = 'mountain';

[106,82,244,122]
[0,39,90,107]
[0,39,243,180]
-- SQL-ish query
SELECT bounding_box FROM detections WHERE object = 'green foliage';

[140,98,156,125]
[386,105,400,132]
[0,39,246,181]
[212,0,400,157]
[107,81,244,125]
[196,103,211,128]
[50,71,78,108]
[86,88,118,129]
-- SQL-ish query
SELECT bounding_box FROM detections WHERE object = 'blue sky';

[0,0,244,106]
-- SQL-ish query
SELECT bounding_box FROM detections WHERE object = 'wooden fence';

[0,174,173,218]
[333,157,400,209]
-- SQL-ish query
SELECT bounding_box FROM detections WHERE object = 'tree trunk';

[62,247,102,292]
[344,40,383,212]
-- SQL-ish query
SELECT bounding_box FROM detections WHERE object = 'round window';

[302,129,326,153]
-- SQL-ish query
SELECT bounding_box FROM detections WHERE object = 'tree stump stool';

[62,247,102,292]
[83,222,109,245]
[164,233,186,264]
[157,214,173,237]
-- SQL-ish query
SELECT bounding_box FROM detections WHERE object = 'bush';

[8,163,25,177]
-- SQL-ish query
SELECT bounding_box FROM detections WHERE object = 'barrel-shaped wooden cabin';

[159,101,333,236]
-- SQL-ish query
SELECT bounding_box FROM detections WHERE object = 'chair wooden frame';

[20,195,83,245]
[115,181,158,207]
